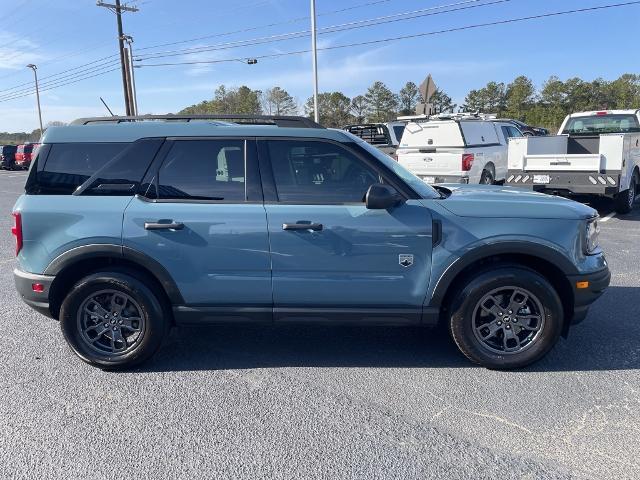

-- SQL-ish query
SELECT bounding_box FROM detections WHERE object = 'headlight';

[585,218,600,254]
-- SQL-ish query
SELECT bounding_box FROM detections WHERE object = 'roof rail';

[70,114,325,129]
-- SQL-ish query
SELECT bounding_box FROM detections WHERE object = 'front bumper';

[14,268,55,319]
[567,266,611,325]
[506,171,621,196]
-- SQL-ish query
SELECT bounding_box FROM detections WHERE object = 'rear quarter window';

[27,142,130,195]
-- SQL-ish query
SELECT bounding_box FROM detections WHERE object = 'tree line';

[179,81,455,128]
[462,74,640,131]
[179,73,640,132]
[4,73,638,140]
[0,121,66,145]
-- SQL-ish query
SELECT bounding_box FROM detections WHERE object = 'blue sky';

[0,0,638,132]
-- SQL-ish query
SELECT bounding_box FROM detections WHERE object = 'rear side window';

[155,139,246,201]
[26,140,163,195]
[392,125,405,143]
[31,143,128,194]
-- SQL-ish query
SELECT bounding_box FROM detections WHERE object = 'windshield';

[354,137,440,199]
[562,114,640,135]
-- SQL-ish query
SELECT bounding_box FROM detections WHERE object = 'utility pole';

[122,35,138,115]
[310,0,319,124]
[97,0,138,116]
[26,64,43,134]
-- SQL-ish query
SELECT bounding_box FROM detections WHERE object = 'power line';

[134,0,502,61]
[0,0,408,89]
[0,59,121,100]
[0,66,121,104]
[0,54,118,94]
[2,0,638,104]
[134,0,406,53]
[135,1,640,68]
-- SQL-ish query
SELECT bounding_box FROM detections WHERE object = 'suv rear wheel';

[60,271,169,369]
[449,266,563,369]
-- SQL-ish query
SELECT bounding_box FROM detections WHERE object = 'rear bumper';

[506,170,621,196]
[13,268,55,319]
[568,266,611,325]
[418,174,470,185]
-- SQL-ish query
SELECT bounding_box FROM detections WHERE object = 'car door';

[122,137,272,321]
[260,138,433,324]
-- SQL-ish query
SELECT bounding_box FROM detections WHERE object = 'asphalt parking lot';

[1,169,639,480]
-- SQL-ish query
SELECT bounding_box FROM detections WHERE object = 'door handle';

[282,222,323,231]
[144,221,185,231]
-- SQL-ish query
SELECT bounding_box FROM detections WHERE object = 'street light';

[310,0,319,123]
[26,64,43,134]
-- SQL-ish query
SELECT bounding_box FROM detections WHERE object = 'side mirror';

[365,183,402,210]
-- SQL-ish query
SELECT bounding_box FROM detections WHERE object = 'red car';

[15,143,40,169]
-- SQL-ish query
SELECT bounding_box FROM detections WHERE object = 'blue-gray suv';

[12,115,610,370]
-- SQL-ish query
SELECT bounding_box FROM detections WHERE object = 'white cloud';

[0,33,44,70]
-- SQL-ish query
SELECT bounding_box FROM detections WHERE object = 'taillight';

[596,111,608,116]
[461,153,475,171]
[11,212,22,256]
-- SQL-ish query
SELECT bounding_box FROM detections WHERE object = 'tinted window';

[34,142,128,194]
[508,126,523,137]
[501,126,512,140]
[392,125,405,143]
[78,138,164,196]
[267,140,380,203]
[156,140,246,201]
[562,114,640,135]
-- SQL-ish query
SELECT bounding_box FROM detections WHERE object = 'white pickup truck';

[506,110,640,213]
[396,114,522,185]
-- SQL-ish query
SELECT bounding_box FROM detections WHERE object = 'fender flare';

[429,241,578,307]
[44,244,185,304]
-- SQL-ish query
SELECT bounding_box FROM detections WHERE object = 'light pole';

[26,64,43,134]
[310,0,319,123]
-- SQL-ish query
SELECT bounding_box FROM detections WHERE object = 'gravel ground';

[1,169,639,479]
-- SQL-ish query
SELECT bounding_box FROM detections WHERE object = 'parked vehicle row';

[395,113,523,185]
[506,110,640,214]
[0,143,39,170]
[12,114,609,371]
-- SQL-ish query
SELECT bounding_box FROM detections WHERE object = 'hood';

[435,185,597,220]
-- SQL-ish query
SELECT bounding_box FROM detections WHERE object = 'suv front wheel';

[60,271,169,369]
[449,266,563,369]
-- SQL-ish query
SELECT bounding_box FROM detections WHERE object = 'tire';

[614,176,636,214]
[60,271,169,369]
[448,266,563,370]
[480,169,494,185]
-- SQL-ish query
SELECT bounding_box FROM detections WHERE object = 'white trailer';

[506,110,640,213]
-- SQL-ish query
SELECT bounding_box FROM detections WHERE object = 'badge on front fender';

[399,254,414,268]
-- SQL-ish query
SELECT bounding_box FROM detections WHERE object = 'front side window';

[267,140,380,203]
[157,139,246,201]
